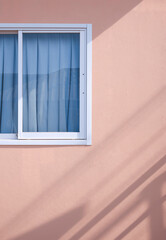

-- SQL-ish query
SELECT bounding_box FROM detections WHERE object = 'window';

[0,24,92,145]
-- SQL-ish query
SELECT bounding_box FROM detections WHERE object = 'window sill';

[0,139,91,145]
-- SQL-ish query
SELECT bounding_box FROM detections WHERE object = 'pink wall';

[0,0,166,239]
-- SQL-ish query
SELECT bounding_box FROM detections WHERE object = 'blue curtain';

[23,33,80,132]
[0,34,18,133]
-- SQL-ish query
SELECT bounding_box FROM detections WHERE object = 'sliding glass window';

[0,24,91,145]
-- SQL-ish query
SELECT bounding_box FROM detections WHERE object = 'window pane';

[0,34,18,133]
[23,33,80,132]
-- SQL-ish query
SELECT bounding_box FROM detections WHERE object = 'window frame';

[0,24,92,145]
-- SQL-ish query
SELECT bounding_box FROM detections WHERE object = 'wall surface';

[0,0,166,239]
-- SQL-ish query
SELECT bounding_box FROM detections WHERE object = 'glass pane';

[23,33,80,132]
[0,34,18,133]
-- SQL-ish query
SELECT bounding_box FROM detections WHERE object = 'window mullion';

[18,30,23,139]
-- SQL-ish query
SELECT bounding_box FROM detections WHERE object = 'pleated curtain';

[0,34,18,133]
[0,33,80,133]
[23,33,80,132]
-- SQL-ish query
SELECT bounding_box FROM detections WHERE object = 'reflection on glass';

[23,33,80,132]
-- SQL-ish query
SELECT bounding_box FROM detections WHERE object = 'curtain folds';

[0,34,18,133]
[23,33,80,132]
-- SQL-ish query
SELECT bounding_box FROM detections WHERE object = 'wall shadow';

[1,87,166,238]
[7,155,166,240]
[91,0,143,39]
[68,155,166,240]
[114,172,166,240]
[9,205,86,240]
[1,0,166,239]
[0,0,143,41]
[0,0,143,147]
[140,172,166,240]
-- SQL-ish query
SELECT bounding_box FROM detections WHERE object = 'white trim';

[22,30,84,33]
[79,30,86,139]
[20,132,84,140]
[86,24,92,145]
[0,139,88,145]
[20,29,86,140]
[18,30,23,139]
[0,24,87,30]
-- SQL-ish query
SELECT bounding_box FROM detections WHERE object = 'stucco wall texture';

[0,0,166,239]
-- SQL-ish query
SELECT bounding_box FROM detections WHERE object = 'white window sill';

[0,139,91,145]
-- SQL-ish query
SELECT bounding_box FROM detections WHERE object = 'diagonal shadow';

[84,123,166,202]
[114,211,148,240]
[83,0,143,39]
[0,0,143,40]
[9,205,86,240]
[1,87,166,236]
[114,172,166,240]
[140,172,166,240]
[68,155,166,240]
[90,197,144,240]
[93,170,166,240]
[6,156,166,240]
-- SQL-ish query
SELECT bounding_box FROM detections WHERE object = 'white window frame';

[0,24,92,145]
